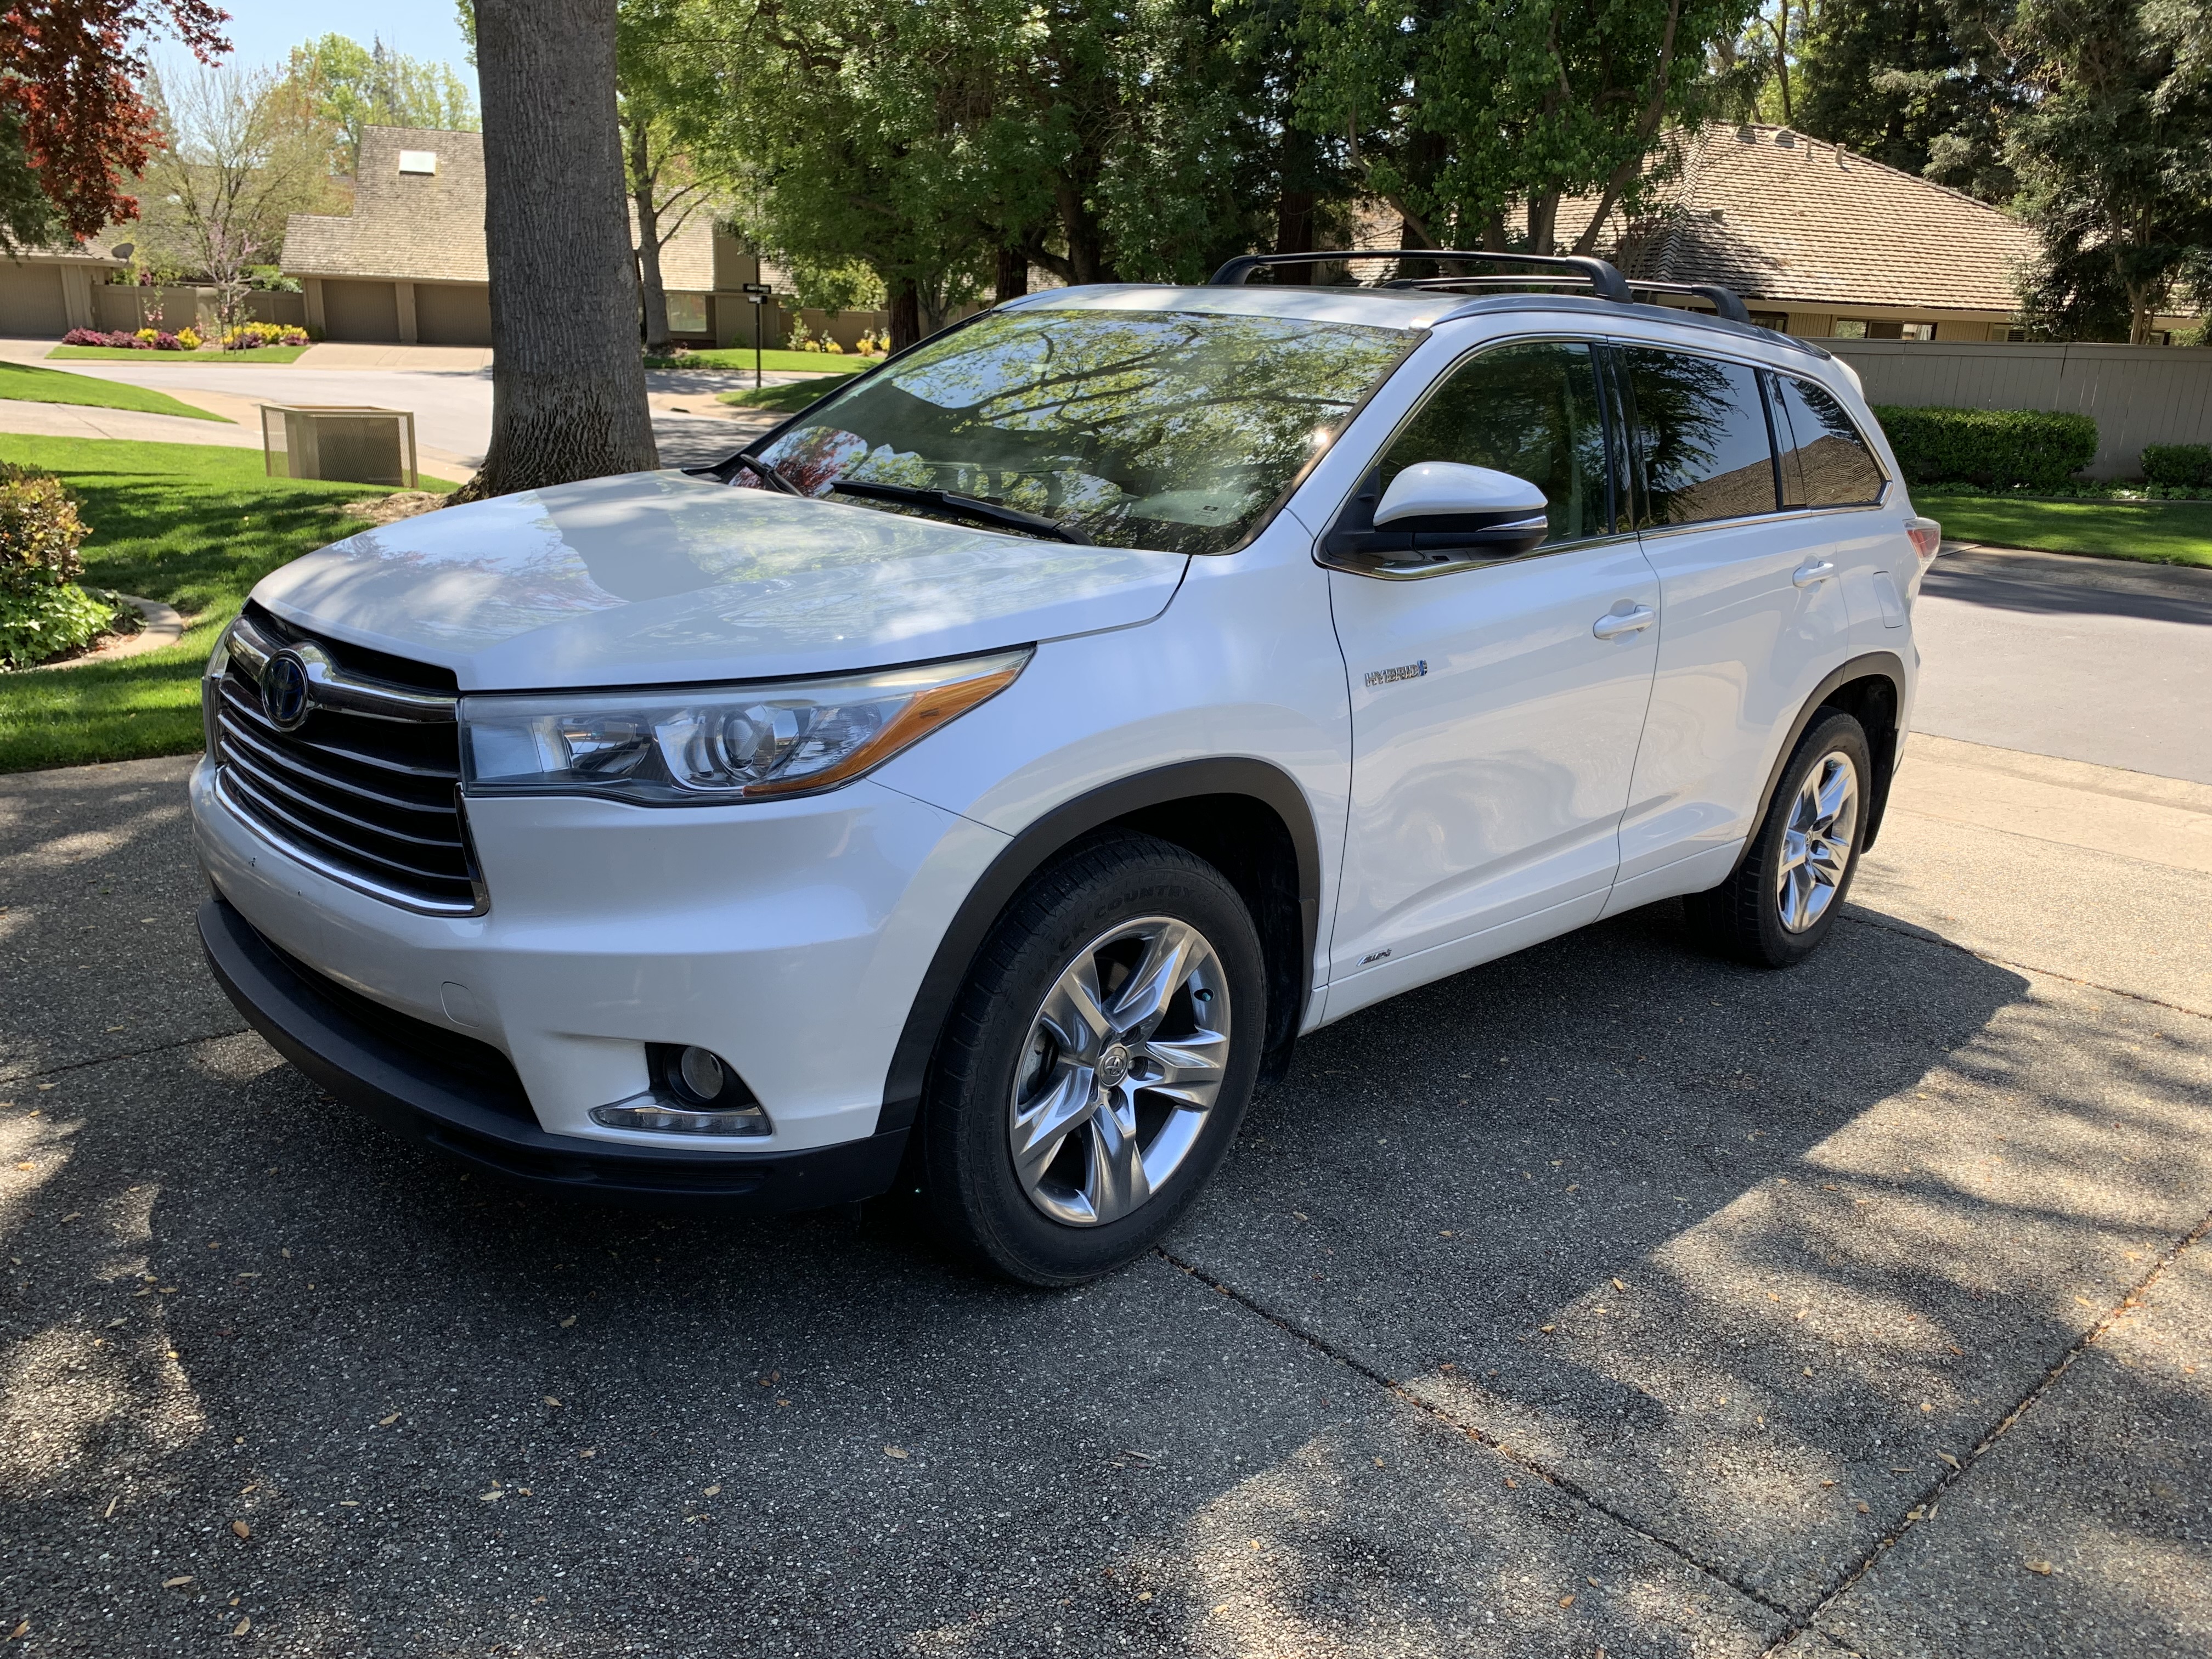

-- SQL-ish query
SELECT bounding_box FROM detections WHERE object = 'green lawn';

[0,360,228,422]
[716,379,854,414]
[48,344,311,363]
[0,436,441,772]
[646,348,879,375]
[1931,494,2212,568]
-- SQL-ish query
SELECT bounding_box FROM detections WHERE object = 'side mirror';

[1321,461,1552,578]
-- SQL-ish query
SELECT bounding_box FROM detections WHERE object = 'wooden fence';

[1827,340,2212,479]
[91,284,309,336]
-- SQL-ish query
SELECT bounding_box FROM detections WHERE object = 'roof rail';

[1209,249,1633,304]
[1624,280,1751,325]
[1207,250,1757,328]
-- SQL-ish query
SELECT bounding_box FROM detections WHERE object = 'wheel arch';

[1731,651,1907,879]
[878,759,1323,1132]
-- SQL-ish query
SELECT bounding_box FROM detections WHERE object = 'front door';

[1324,338,1661,1019]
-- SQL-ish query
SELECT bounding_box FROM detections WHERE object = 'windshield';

[737,307,1417,555]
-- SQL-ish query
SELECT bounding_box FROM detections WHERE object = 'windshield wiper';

[729,449,802,494]
[828,479,1092,544]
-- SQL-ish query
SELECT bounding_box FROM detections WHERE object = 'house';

[282,126,765,348]
[1583,123,2196,343]
[0,241,127,337]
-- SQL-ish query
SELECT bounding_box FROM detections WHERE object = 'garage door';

[0,262,69,338]
[415,282,492,346]
[321,279,400,344]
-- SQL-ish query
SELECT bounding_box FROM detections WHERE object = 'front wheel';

[1685,709,1871,968]
[920,834,1266,1285]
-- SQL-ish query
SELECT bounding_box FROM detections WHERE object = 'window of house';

[1379,340,1614,545]
[1620,348,1778,526]
[1750,312,1788,331]
[665,292,708,335]
[1770,375,1887,508]
[1831,319,1869,339]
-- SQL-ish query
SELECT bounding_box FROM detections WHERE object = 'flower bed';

[58,321,310,353]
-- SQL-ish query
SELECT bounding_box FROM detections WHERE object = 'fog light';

[676,1045,725,1101]
[586,1044,772,1137]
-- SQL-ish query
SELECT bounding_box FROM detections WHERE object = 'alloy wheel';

[1775,750,1859,933]
[1008,916,1231,1227]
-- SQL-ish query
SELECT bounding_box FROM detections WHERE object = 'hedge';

[2142,443,2212,488]
[1870,405,2098,492]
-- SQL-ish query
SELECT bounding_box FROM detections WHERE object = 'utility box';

[261,405,417,488]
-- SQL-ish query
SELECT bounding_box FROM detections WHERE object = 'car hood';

[252,470,1189,691]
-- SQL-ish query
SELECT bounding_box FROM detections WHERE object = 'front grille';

[212,609,483,915]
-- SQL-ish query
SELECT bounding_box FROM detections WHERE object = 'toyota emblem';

[261,650,313,730]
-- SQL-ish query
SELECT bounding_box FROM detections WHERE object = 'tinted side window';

[1773,375,1887,507]
[1380,340,1612,545]
[1622,348,1778,526]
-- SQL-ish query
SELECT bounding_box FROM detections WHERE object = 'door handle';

[1793,559,1837,588]
[1591,605,1656,640]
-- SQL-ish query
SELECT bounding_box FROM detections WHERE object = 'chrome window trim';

[1632,489,1896,543]
[1323,528,1643,582]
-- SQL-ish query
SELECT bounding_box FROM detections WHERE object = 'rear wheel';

[1686,709,1871,968]
[921,834,1266,1285]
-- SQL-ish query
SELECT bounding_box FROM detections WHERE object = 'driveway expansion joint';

[3,1025,250,1087]
[1754,1203,2212,1657]
[1153,1246,1799,1625]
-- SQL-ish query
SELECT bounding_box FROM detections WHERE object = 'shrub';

[2141,443,2212,488]
[176,326,202,350]
[60,327,108,346]
[0,464,131,669]
[219,320,309,350]
[1871,405,2099,492]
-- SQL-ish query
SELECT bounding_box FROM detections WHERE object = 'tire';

[1685,709,1872,969]
[920,833,1267,1286]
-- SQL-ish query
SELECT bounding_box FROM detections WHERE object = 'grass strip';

[1930,494,2212,568]
[715,380,849,415]
[0,360,228,422]
[0,435,435,772]
[48,345,311,363]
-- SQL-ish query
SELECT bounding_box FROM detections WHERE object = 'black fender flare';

[876,758,1323,1132]
[1729,650,1908,878]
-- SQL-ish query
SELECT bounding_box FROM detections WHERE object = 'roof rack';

[1210,249,1632,302]
[1205,249,1754,327]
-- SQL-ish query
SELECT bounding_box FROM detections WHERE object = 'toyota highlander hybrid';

[193,252,1936,1285]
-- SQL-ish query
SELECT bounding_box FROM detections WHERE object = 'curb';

[35,594,187,671]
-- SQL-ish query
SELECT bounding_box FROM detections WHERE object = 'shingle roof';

[1588,124,2038,315]
[283,126,720,290]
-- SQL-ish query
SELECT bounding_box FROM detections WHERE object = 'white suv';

[192,255,1935,1284]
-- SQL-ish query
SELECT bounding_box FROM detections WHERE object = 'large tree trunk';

[458,0,656,500]
[630,121,673,356]
[994,246,1028,304]
[888,278,921,353]
[1274,188,1317,286]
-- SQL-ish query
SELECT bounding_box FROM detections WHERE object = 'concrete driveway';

[1,552,2208,1656]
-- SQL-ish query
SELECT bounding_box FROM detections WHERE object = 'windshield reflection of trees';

[749,309,1413,555]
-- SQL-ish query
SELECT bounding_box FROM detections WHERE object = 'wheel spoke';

[1814,764,1854,833]
[1010,1066,1095,1193]
[1136,1029,1228,1108]
[1040,956,1111,1059]
[1082,1090,1151,1225]
[1107,920,1200,1037]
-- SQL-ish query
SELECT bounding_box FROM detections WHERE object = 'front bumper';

[199,895,909,1210]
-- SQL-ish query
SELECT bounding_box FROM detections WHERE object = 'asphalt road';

[1,557,2208,1656]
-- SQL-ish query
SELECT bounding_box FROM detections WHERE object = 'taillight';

[1903,516,1942,599]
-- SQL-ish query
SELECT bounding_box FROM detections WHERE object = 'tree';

[2006,0,2212,342]
[456,0,657,499]
[135,66,337,328]
[286,33,478,177]
[1293,0,1758,257]
[0,0,228,250]
[1792,0,2021,201]
[617,0,735,354]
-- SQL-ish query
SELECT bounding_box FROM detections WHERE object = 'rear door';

[1606,344,1857,910]
[1768,371,1904,641]
[1324,337,1661,1017]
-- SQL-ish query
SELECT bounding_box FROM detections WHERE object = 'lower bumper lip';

[196,895,907,1212]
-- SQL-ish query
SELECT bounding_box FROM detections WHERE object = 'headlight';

[459,648,1030,805]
